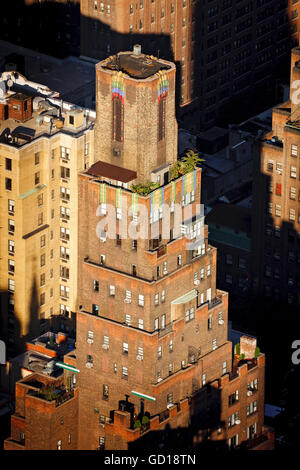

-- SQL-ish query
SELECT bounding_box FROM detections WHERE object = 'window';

[229,390,239,406]
[207,264,211,276]
[92,304,99,315]
[228,412,239,428]
[177,255,182,267]
[35,152,40,165]
[155,318,159,330]
[132,239,137,251]
[60,227,70,240]
[8,259,14,273]
[276,183,282,196]
[125,314,131,325]
[40,254,46,267]
[112,96,124,142]
[138,318,144,329]
[60,266,69,279]
[57,440,62,450]
[40,293,45,306]
[38,213,43,226]
[5,178,12,191]
[247,401,257,416]
[93,280,99,292]
[60,187,70,200]
[125,290,131,302]
[40,273,45,287]
[267,160,273,172]
[222,361,227,375]
[122,366,128,379]
[291,187,296,200]
[61,166,70,179]
[60,207,70,220]
[154,293,159,306]
[103,385,109,400]
[202,373,206,386]
[60,147,70,160]
[292,144,298,157]
[8,239,14,253]
[290,209,296,221]
[225,254,233,265]
[109,285,115,296]
[248,378,258,392]
[158,94,166,141]
[60,305,70,317]
[212,338,217,350]
[34,172,40,185]
[60,246,70,260]
[138,294,144,306]
[123,342,128,354]
[158,346,162,359]
[8,279,15,292]
[8,199,15,213]
[208,315,212,330]
[5,158,12,170]
[185,308,195,323]
[161,290,165,303]
[275,204,281,217]
[167,393,173,404]
[60,285,70,299]
[291,165,297,178]
[137,346,143,360]
[169,339,173,352]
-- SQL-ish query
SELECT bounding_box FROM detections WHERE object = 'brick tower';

[75,48,268,450]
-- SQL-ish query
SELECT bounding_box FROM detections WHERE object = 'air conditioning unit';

[157,377,163,382]
[124,298,131,304]
[86,362,93,368]
[87,338,93,344]
[218,319,224,325]
[235,419,240,425]
[102,344,109,350]
[100,236,106,242]
[247,390,252,396]
[194,280,200,285]
[136,355,143,361]
[167,403,174,409]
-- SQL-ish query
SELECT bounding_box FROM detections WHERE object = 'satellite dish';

[7,79,13,90]
[0,81,6,98]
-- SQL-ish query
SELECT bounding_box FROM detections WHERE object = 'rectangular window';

[5,178,12,191]
[5,158,12,171]
[60,227,70,240]
[8,239,14,253]
[60,246,70,260]
[60,285,70,299]
[93,280,99,292]
[291,144,298,156]
[61,166,70,179]
[8,259,14,273]
[60,207,70,220]
[109,285,115,296]
[291,165,297,178]
[125,314,131,325]
[138,294,144,306]
[138,318,143,329]
[276,183,282,196]
[40,293,45,306]
[34,172,40,185]
[8,279,15,292]
[158,346,162,359]
[154,293,159,306]
[122,367,128,379]
[103,385,109,400]
[8,199,15,213]
[92,304,99,315]
[60,147,71,160]
[35,152,40,165]
[38,213,43,226]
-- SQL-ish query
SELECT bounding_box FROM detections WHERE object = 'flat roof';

[102,51,171,79]
[87,160,137,183]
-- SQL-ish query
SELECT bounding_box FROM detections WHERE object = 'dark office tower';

[80,0,299,129]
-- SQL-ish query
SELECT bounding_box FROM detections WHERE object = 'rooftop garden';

[28,383,74,406]
[131,150,205,196]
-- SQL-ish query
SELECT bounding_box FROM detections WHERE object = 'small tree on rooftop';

[180,149,205,173]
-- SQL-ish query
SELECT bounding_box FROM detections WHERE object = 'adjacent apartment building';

[252,44,300,306]
[0,71,95,355]
[80,0,300,127]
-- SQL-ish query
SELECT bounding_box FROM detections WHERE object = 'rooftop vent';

[133,44,142,56]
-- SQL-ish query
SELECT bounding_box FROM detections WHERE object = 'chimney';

[133,44,142,56]
[240,336,257,359]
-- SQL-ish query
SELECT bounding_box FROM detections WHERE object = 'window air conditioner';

[124,298,131,303]
[247,390,252,396]
[218,319,224,325]
[194,280,200,285]
[86,362,93,368]
[235,419,240,424]
[87,338,93,344]
[102,344,109,350]
[136,355,143,361]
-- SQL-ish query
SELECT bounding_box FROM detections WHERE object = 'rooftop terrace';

[101,46,172,79]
